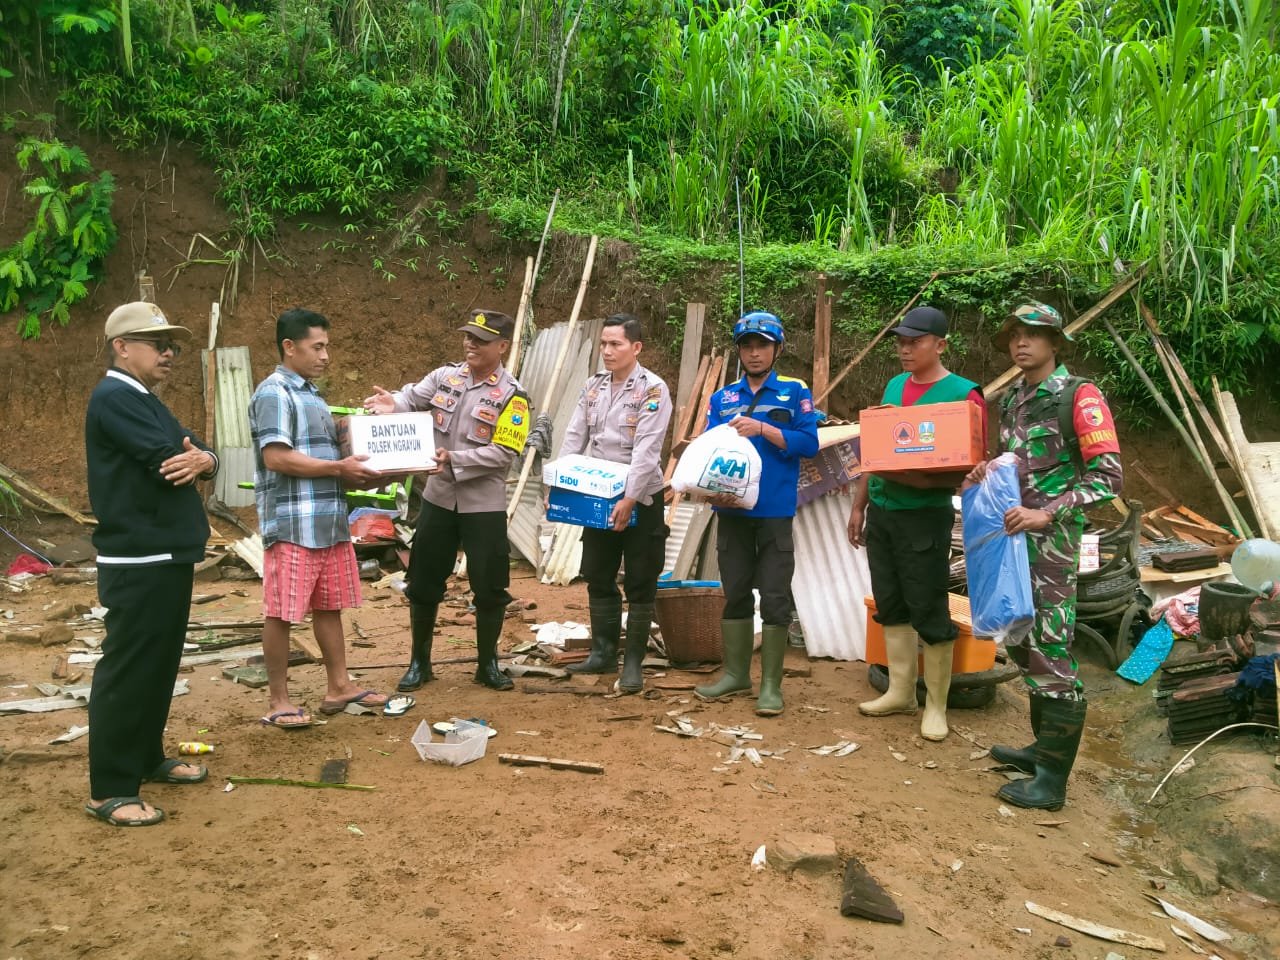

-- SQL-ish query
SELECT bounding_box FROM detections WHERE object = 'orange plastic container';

[859,401,985,473]
[863,594,996,675]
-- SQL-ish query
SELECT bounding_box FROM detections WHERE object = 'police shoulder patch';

[492,393,531,452]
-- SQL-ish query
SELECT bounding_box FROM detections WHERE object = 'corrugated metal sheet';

[508,474,545,567]
[203,345,254,507]
[792,491,871,661]
[662,500,700,573]
[541,525,583,585]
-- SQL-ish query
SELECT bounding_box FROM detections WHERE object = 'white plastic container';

[1230,539,1280,594]
[410,718,488,766]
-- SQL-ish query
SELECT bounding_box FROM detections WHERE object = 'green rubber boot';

[998,697,1087,811]
[754,624,788,717]
[695,620,755,700]
[568,597,622,674]
[618,602,654,694]
[990,694,1046,774]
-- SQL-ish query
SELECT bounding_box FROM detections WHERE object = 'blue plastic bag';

[961,453,1034,641]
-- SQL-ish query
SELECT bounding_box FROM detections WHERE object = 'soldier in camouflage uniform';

[966,302,1122,810]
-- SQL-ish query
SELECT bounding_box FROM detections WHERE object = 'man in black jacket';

[83,301,218,827]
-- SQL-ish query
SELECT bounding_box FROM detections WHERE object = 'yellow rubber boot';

[859,624,918,716]
[920,641,954,741]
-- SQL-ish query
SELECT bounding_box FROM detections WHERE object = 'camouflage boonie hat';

[994,300,1073,350]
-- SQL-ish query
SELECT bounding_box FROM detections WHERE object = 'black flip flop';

[84,796,165,827]
[144,758,209,784]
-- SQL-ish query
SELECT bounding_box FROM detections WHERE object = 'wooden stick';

[498,753,604,774]
[530,189,559,291]
[226,776,376,791]
[1100,316,1250,536]
[816,272,937,405]
[812,273,831,402]
[348,653,518,670]
[983,267,1147,400]
[0,461,96,526]
[508,256,535,374]
[519,683,612,696]
[506,235,598,520]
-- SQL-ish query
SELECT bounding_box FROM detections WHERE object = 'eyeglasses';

[123,337,182,357]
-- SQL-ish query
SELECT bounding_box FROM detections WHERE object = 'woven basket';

[655,585,725,664]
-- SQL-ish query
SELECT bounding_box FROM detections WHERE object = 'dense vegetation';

[2,0,1278,397]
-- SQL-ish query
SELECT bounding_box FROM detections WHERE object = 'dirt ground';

[1,558,1277,960]
[3,101,1280,960]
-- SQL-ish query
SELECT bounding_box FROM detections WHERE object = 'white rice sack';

[672,423,762,510]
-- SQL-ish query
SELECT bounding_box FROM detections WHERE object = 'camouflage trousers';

[1006,515,1085,699]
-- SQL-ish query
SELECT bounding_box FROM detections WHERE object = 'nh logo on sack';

[710,455,747,479]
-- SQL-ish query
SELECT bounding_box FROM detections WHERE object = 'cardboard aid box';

[863,594,996,675]
[335,412,436,475]
[542,455,636,529]
[859,400,984,473]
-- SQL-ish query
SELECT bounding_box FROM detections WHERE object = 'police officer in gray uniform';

[364,309,530,691]
[559,314,672,693]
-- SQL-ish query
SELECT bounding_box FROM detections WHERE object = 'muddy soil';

[1,568,1277,960]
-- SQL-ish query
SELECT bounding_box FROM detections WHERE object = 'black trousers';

[716,514,795,626]
[407,501,512,611]
[89,562,194,799]
[865,502,958,645]
[580,498,669,604]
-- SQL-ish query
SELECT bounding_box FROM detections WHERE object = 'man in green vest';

[847,306,985,741]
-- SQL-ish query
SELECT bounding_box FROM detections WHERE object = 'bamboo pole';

[1138,301,1239,476]
[506,235,599,519]
[1101,317,1250,536]
[508,257,535,374]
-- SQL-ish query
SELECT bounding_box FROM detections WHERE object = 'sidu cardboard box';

[335,412,437,475]
[546,487,637,529]
[858,400,984,473]
[542,454,629,498]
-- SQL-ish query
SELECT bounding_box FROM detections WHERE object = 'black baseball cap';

[458,309,515,342]
[890,306,949,338]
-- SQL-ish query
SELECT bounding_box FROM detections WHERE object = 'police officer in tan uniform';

[559,314,672,694]
[364,309,530,691]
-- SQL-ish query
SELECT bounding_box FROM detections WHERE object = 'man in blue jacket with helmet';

[694,312,819,716]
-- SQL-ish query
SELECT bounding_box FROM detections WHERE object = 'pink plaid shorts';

[263,541,362,623]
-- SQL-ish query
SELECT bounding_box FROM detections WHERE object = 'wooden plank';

[676,303,706,424]
[984,268,1146,400]
[672,355,710,449]
[1161,516,1237,547]
[1171,505,1232,535]
[1212,378,1274,541]
[812,274,831,402]
[203,301,220,453]
[1024,901,1166,952]
[508,256,535,374]
[498,753,605,774]
[672,503,713,580]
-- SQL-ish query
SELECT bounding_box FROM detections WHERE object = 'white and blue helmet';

[733,311,785,344]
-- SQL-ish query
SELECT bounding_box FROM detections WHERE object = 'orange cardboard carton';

[863,594,996,675]
[858,400,984,473]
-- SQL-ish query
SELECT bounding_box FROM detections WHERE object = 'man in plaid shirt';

[249,308,389,727]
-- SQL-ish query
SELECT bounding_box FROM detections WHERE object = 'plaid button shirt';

[249,365,350,549]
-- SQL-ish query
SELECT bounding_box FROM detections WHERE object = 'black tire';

[866,663,997,710]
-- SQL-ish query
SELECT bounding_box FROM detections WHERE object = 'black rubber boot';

[998,697,1086,811]
[990,694,1045,774]
[397,603,438,692]
[618,602,654,694]
[473,606,513,690]
[568,597,622,674]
